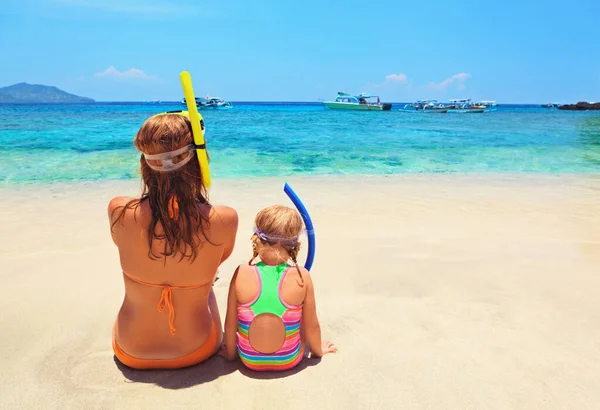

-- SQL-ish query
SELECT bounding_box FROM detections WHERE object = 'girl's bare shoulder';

[236,263,256,278]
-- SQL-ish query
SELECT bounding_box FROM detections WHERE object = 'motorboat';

[400,100,448,113]
[199,96,233,109]
[323,92,392,111]
[181,97,203,105]
[181,96,233,109]
[446,99,485,113]
[472,100,498,112]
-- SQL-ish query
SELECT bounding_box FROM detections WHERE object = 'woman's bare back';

[109,196,238,359]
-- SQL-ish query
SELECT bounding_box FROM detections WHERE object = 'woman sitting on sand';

[108,114,238,369]
[220,205,336,371]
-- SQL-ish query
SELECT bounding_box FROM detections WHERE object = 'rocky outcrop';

[558,101,600,111]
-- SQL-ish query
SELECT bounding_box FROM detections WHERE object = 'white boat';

[472,100,498,112]
[199,96,233,109]
[400,100,448,113]
[181,96,233,109]
[446,99,485,113]
[323,92,391,111]
[181,97,203,105]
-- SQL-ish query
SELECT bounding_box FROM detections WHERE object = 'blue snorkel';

[283,183,315,271]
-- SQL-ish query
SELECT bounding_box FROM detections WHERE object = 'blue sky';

[1,0,599,103]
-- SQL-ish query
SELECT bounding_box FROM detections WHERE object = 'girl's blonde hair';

[249,205,304,283]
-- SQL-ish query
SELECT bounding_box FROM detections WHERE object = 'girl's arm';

[301,270,337,357]
[220,266,240,361]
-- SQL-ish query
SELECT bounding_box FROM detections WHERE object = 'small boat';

[541,103,559,108]
[181,97,203,106]
[323,92,392,111]
[181,96,233,109]
[446,99,485,113]
[199,96,233,109]
[400,100,448,113]
[472,100,497,112]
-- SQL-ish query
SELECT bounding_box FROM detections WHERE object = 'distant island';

[558,101,600,111]
[0,83,94,103]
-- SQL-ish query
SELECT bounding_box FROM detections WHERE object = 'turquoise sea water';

[1,102,599,184]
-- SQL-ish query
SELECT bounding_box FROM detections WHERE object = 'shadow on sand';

[114,355,236,389]
[238,356,321,380]
[115,355,321,388]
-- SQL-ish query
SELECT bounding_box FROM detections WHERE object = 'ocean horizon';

[0,101,567,106]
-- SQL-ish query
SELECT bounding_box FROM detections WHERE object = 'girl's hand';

[321,340,337,355]
[217,344,227,358]
[218,344,234,361]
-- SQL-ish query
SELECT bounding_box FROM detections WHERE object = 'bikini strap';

[122,271,213,336]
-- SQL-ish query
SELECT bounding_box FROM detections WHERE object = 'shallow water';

[1,102,599,184]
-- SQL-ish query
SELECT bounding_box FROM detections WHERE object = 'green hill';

[0,83,94,103]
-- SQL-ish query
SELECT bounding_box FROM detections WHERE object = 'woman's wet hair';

[111,114,212,261]
[249,205,305,283]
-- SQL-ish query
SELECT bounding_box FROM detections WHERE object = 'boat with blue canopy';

[400,100,448,113]
[323,92,391,111]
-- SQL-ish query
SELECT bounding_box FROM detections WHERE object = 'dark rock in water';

[558,101,600,111]
[0,82,94,103]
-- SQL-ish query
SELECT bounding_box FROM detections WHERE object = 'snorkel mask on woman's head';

[142,143,196,172]
[139,109,211,187]
[140,110,206,171]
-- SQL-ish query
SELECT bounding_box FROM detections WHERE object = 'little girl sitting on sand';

[221,205,336,371]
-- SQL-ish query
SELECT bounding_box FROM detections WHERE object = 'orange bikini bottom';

[112,320,220,370]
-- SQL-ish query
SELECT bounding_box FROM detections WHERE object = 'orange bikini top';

[123,271,215,336]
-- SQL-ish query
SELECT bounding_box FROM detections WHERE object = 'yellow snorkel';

[148,72,211,187]
[180,71,211,188]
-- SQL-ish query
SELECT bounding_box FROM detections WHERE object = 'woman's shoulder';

[107,196,137,219]
[210,205,239,227]
[211,205,238,218]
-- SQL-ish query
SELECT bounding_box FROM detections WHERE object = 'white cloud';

[426,73,471,90]
[373,73,409,88]
[385,73,408,83]
[94,66,156,80]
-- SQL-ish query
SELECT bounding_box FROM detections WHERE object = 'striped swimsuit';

[237,262,304,371]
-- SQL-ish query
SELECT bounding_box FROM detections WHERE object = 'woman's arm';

[213,206,239,264]
[107,196,131,245]
[301,270,336,357]
[220,266,240,361]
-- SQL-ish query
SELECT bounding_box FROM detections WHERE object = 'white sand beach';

[1,174,600,409]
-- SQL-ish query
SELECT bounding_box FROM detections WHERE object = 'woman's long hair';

[111,114,211,261]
